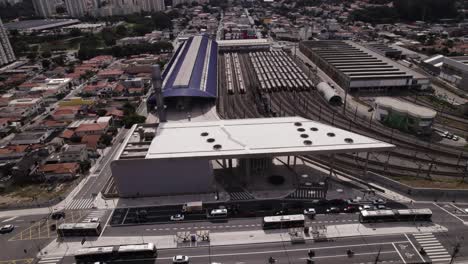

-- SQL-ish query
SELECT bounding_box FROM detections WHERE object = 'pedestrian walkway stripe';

[413,233,450,264]
[66,198,94,210]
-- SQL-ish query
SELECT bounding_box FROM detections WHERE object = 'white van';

[209,208,228,218]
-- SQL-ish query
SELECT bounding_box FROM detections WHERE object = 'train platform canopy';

[145,117,394,160]
[161,35,218,98]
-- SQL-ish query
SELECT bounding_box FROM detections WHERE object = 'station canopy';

[146,117,394,160]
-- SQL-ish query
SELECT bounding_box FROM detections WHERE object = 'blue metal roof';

[162,35,218,98]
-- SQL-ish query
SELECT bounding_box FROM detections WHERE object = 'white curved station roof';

[146,117,394,160]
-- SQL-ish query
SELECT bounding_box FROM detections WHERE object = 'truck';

[182,201,203,213]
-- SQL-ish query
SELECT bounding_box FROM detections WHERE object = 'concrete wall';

[111,158,215,197]
[365,171,468,202]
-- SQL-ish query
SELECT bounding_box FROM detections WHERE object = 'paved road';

[65,129,128,210]
[104,213,360,237]
[52,234,428,264]
[0,214,53,263]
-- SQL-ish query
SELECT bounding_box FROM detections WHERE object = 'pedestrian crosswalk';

[229,191,254,201]
[38,256,62,264]
[82,210,106,223]
[413,233,451,263]
[286,188,325,199]
[66,198,95,210]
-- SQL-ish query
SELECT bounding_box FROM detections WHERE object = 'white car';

[465,208,468,214]
[170,214,185,221]
[90,217,100,223]
[172,255,189,263]
[303,208,316,216]
[0,224,14,234]
[359,205,373,211]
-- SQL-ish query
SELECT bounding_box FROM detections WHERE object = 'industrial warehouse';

[299,40,430,93]
[373,97,437,135]
[111,117,393,198]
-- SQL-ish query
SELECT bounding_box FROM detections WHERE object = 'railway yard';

[217,50,468,185]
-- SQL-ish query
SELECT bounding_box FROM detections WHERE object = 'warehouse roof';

[144,117,394,160]
[162,35,217,98]
[217,38,270,47]
[302,40,427,80]
[5,19,80,31]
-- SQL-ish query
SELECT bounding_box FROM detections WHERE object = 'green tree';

[52,55,66,66]
[69,28,82,37]
[115,25,128,37]
[13,40,29,54]
[99,134,113,146]
[41,59,51,69]
[41,51,52,58]
[101,28,116,46]
[151,12,172,30]
[27,52,38,61]
[123,114,146,128]
[96,109,107,116]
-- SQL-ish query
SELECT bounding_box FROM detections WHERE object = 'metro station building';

[111,117,394,198]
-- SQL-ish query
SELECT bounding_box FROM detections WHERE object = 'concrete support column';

[329,154,335,178]
[228,159,233,169]
[363,152,370,179]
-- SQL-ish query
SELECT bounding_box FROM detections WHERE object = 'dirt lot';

[0,182,72,208]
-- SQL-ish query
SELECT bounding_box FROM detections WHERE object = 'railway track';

[217,51,467,180]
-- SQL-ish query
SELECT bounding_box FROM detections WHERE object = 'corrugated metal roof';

[162,35,217,98]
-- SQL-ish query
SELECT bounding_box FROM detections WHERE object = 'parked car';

[359,205,373,211]
[0,224,14,234]
[90,217,100,223]
[303,208,316,217]
[376,205,387,210]
[343,205,359,213]
[326,207,340,214]
[51,211,65,220]
[172,255,189,263]
[373,199,386,205]
[170,214,185,221]
[452,135,459,141]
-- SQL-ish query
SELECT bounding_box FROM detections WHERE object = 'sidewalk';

[39,222,447,258]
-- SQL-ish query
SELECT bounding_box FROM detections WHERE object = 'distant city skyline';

[0,16,16,66]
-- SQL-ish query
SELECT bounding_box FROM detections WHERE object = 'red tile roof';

[75,123,108,133]
[60,129,75,139]
[81,135,101,150]
[38,162,80,174]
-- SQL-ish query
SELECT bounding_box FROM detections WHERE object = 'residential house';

[97,69,124,81]
[74,122,109,137]
[52,107,78,121]
[37,162,80,181]
[10,130,53,145]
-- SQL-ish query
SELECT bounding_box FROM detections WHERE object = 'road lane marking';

[2,216,18,222]
[404,234,425,262]
[433,203,466,223]
[392,243,407,264]
[431,258,451,262]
